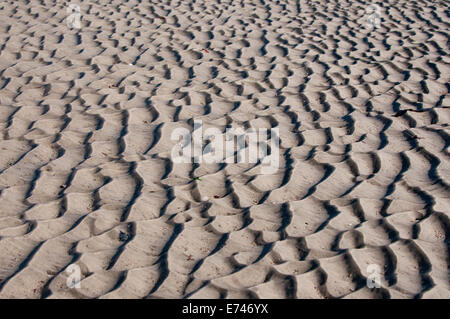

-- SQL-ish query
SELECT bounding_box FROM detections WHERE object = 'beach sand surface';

[0,0,449,298]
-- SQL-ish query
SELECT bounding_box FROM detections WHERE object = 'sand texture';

[0,0,449,299]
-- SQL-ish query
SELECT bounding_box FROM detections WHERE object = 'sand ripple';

[0,0,449,298]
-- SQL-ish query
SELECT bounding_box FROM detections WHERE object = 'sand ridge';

[0,0,449,298]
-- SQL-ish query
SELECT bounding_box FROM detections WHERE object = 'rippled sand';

[0,0,449,299]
